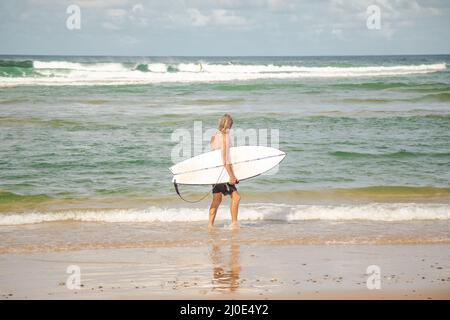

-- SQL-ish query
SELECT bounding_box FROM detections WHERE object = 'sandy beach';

[1,220,449,300]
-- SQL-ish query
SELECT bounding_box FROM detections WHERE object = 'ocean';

[0,55,449,249]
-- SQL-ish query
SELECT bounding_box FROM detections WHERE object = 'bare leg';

[230,191,240,228]
[209,193,222,229]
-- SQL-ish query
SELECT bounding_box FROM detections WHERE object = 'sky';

[1,0,449,56]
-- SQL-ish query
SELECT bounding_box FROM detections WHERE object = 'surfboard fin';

[173,180,181,198]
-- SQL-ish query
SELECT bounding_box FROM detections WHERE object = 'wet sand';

[0,243,449,300]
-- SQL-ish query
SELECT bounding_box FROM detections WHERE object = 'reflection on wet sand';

[209,228,241,293]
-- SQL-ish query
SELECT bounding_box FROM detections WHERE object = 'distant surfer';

[208,114,240,229]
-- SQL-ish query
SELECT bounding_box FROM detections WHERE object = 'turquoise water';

[0,55,449,222]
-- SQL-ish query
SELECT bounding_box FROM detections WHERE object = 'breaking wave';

[0,202,449,225]
[0,59,446,86]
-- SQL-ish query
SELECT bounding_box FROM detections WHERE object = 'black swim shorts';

[212,183,237,196]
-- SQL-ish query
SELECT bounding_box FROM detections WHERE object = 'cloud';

[100,4,149,30]
[2,0,450,55]
[209,9,249,27]
[331,28,343,38]
[330,0,444,22]
[132,3,144,13]
[187,8,210,26]
[101,21,121,30]
[173,7,251,28]
[29,0,132,8]
[183,0,292,11]
[107,9,127,18]
[328,0,445,39]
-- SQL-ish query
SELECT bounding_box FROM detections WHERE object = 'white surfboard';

[170,146,286,185]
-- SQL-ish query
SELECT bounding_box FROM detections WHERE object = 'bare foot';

[230,222,240,229]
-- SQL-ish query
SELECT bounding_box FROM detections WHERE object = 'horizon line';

[0,53,449,58]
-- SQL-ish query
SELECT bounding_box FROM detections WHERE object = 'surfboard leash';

[173,166,226,203]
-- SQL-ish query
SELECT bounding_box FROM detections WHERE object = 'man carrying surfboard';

[170,115,285,228]
[208,114,241,229]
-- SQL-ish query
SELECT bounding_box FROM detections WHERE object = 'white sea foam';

[33,61,129,72]
[146,63,167,73]
[0,61,446,86]
[0,203,448,225]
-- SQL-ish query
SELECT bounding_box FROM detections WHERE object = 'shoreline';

[0,202,449,226]
[1,219,449,255]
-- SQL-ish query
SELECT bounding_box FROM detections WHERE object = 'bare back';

[210,131,232,164]
[210,131,223,151]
